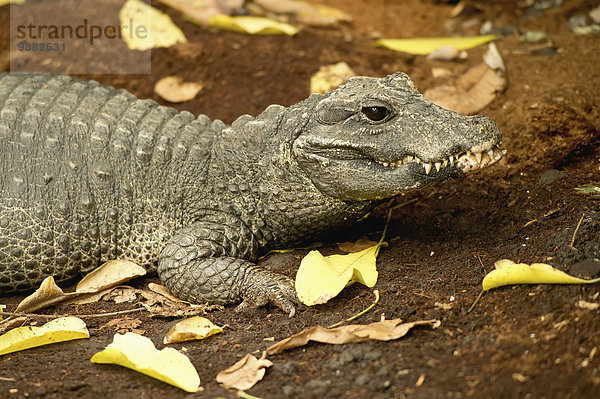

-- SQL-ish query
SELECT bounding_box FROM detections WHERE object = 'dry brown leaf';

[15,277,73,313]
[157,0,243,26]
[337,237,380,253]
[76,260,146,293]
[216,352,272,390]
[148,283,187,303]
[424,43,506,115]
[154,76,203,103]
[100,317,144,334]
[67,287,114,305]
[424,63,505,115]
[267,318,440,355]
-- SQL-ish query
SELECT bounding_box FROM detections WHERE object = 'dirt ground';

[1,0,600,398]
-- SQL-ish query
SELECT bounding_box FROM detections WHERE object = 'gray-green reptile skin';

[0,73,503,315]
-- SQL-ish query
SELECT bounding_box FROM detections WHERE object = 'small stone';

[364,349,382,361]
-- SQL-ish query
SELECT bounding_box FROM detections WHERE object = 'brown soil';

[1,0,600,398]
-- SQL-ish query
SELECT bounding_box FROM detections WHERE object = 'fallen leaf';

[119,0,187,50]
[156,0,243,27]
[148,283,187,303]
[520,30,548,42]
[0,317,89,356]
[91,332,201,393]
[100,317,144,335]
[0,0,25,6]
[482,259,600,291]
[252,0,351,27]
[15,276,71,313]
[434,302,453,311]
[424,43,506,115]
[267,318,440,355]
[512,373,529,383]
[310,62,356,94]
[216,352,272,390]
[575,184,600,195]
[374,35,498,55]
[427,45,467,61]
[76,260,146,293]
[577,300,600,310]
[164,316,223,344]
[209,14,299,35]
[154,76,203,103]
[337,237,380,253]
[295,244,379,306]
[415,373,426,387]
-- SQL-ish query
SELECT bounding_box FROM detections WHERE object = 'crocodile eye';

[362,106,389,122]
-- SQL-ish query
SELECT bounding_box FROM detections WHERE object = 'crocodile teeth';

[372,144,505,173]
[424,163,432,174]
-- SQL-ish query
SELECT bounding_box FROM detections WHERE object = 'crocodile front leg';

[157,214,298,316]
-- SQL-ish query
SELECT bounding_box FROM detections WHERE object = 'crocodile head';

[292,72,504,201]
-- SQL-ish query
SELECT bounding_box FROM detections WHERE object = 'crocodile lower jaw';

[375,144,506,174]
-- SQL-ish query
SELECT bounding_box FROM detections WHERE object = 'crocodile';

[0,72,503,315]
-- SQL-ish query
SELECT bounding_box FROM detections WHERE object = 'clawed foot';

[237,269,300,317]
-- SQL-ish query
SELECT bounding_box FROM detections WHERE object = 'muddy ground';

[1,0,600,398]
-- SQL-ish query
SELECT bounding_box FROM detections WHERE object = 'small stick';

[569,213,585,250]
[328,290,380,329]
[467,290,484,314]
[466,255,487,314]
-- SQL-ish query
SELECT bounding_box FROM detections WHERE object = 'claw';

[240,268,299,316]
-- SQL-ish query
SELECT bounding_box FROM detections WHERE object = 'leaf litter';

[266,318,441,355]
[0,317,89,356]
[216,351,272,391]
[294,206,393,306]
[163,316,223,344]
[91,332,202,393]
[482,259,600,291]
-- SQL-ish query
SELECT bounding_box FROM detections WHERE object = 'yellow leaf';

[163,316,223,344]
[119,0,187,50]
[310,62,356,94]
[91,332,201,393]
[0,0,25,6]
[209,14,299,36]
[374,35,499,55]
[0,317,89,356]
[295,244,379,306]
[482,259,600,291]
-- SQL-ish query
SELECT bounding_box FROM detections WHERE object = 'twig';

[569,213,585,250]
[0,307,145,320]
[466,255,487,314]
[467,290,484,314]
[328,290,380,329]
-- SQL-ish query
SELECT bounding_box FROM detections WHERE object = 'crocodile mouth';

[372,144,506,175]
[302,141,506,176]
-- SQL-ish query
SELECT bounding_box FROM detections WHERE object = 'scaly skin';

[0,73,503,315]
